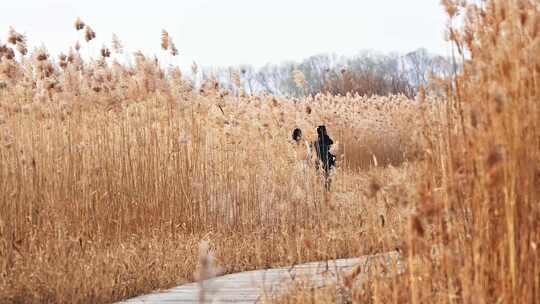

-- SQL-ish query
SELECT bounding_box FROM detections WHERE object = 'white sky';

[0,0,451,69]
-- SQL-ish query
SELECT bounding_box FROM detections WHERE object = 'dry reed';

[0,25,421,303]
[275,0,540,303]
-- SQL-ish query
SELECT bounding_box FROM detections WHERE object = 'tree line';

[201,48,453,97]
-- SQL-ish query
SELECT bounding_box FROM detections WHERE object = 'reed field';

[0,28,425,302]
[1,0,539,303]
[271,0,540,303]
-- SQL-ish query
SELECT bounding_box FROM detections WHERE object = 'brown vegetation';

[319,68,414,98]
[0,23,422,303]
[275,0,540,303]
[1,0,538,303]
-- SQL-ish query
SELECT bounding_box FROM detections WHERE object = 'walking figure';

[291,128,312,171]
[313,125,336,189]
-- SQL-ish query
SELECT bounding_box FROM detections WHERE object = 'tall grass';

[274,0,540,303]
[417,0,540,302]
[0,25,421,303]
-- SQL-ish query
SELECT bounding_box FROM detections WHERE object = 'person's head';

[292,128,302,142]
[317,125,327,137]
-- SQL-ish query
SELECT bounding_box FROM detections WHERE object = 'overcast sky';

[0,0,450,69]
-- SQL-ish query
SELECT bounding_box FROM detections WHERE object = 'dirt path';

[119,251,401,304]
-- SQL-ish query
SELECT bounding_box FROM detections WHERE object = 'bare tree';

[200,49,451,97]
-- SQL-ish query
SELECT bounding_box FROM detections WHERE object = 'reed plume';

[74,17,85,31]
[85,26,96,42]
[161,29,169,50]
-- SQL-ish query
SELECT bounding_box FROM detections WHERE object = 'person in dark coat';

[313,125,336,189]
[291,128,314,173]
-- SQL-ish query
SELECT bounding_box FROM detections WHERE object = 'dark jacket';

[313,133,335,171]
